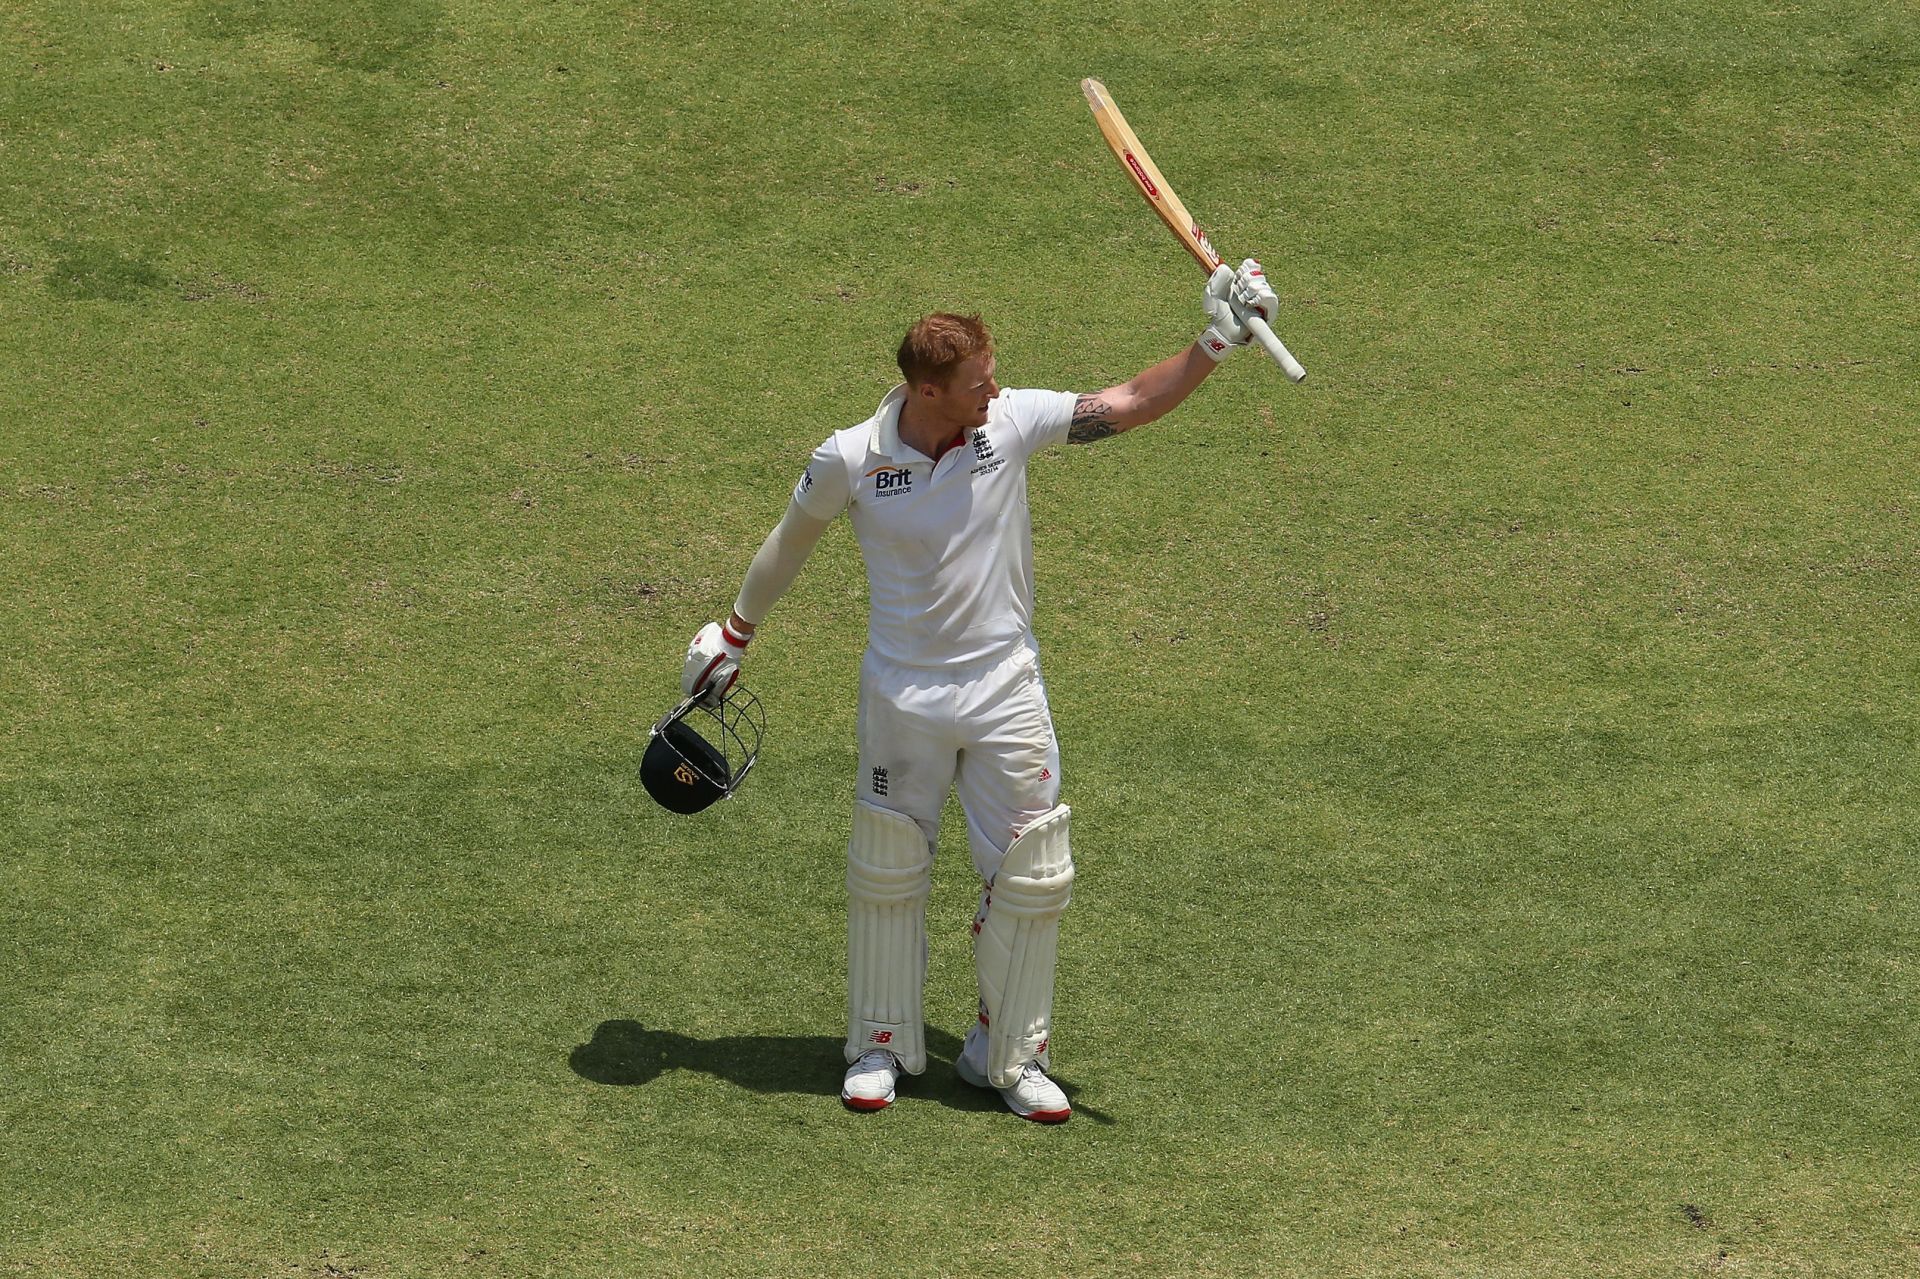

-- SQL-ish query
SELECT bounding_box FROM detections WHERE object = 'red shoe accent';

[1022,1106,1071,1124]
[842,1094,891,1112]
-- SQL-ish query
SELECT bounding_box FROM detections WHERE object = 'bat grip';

[1246,314,1306,383]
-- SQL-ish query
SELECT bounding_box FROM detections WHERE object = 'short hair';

[896,313,993,388]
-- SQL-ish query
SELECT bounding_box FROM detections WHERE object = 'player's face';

[939,354,1000,429]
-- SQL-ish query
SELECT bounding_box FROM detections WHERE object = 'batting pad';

[973,804,1074,1087]
[845,800,933,1075]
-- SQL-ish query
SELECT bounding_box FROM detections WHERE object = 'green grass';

[3,1,1916,1275]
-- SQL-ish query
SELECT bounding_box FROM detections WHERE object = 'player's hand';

[1199,263,1250,362]
[682,619,750,705]
[1230,258,1280,325]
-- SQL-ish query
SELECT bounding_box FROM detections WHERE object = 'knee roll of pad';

[845,801,933,1074]
[973,804,1074,1088]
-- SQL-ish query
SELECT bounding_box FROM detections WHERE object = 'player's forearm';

[731,499,833,627]
[1122,344,1219,425]
[1070,344,1220,442]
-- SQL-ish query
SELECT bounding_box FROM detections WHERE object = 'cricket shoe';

[955,1024,1071,1123]
[841,1049,902,1112]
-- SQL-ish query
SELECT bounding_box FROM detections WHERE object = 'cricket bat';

[1081,77,1307,383]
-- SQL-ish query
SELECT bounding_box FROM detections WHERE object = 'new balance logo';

[868,1030,893,1045]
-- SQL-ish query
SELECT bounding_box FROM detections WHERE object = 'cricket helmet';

[640,683,766,814]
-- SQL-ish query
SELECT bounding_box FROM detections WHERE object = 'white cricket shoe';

[841,1049,902,1112]
[956,1024,1071,1123]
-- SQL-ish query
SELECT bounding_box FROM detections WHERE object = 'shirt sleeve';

[791,434,852,520]
[732,497,834,627]
[996,388,1079,457]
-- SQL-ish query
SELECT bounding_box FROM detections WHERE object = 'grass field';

[3,2,1916,1275]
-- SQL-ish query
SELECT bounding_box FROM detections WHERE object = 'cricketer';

[680,260,1279,1121]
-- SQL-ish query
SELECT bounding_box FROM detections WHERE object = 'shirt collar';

[869,384,918,462]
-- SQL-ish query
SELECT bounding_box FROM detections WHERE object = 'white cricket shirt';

[792,384,1077,667]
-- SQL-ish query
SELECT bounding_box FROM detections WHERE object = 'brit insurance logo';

[866,465,914,497]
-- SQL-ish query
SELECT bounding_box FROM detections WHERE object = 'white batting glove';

[682,619,750,705]
[1199,263,1250,362]
[1231,258,1280,326]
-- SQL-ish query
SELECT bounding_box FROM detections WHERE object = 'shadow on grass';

[569,1020,1112,1123]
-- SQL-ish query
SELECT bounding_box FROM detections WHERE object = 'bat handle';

[1245,313,1307,383]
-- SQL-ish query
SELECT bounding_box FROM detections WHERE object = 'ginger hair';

[896,313,994,388]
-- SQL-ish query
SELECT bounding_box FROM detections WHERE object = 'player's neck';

[897,400,965,462]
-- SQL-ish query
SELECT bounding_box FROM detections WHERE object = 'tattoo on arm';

[1068,395,1120,444]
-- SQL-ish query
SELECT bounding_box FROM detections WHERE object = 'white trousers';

[855,637,1062,880]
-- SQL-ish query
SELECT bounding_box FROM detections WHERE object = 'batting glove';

[1231,258,1280,326]
[1199,263,1250,362]
[682,619,750,705]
